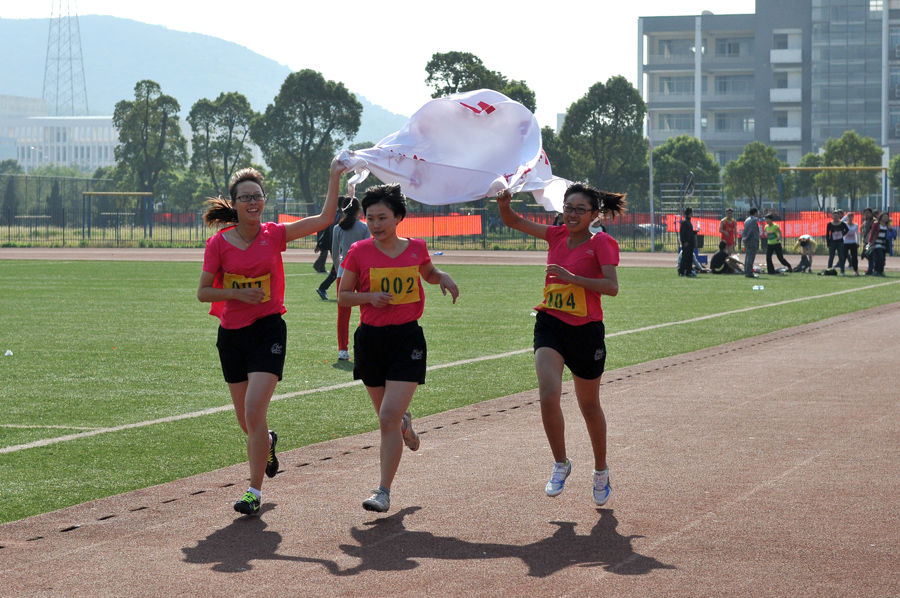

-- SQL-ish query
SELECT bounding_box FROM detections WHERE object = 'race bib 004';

[223,272,272,302]
[370,266,421,305]
[541,283,587,317]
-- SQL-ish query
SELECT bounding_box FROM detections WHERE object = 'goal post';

[778,166,888,213]
[82,191,154,239]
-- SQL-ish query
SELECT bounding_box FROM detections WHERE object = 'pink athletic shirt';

[202,222,287,330]
[341,237,431,327]
[535,225,619,325]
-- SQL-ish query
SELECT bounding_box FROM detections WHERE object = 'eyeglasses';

[562,204,592,215]
[236,194,266,203]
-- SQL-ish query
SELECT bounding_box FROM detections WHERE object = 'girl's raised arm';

[496,190,550,241]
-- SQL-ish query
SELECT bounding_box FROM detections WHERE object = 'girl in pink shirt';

[498,183,626,507]
[338,184,459,513]
[197,158,347,516]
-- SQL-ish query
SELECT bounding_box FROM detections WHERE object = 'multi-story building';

[1,94,262,174]
[0,95,118,172]
[639,0,899,169]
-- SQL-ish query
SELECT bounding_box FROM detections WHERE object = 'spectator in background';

[842,212,860,276]
[331,195,370,360]
[861,208,876,275]
[867,211,892,276]
[719,208,737,255]
[764,213,792,274]
[792,234,817,273]
[742,207,761,278]
[888,215,896,257]
[313,209,342,274]
[316,197,352,300]
[825,209,849,275]
[679,207,697,277]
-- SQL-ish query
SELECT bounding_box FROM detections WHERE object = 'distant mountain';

[0,15,407,144]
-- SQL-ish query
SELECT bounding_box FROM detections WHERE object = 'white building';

[0,96,119,172]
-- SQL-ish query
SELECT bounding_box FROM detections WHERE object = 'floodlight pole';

[648,119,655,252]
[778,172,783,216]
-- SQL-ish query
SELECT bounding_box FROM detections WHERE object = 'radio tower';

[42,0,89,116]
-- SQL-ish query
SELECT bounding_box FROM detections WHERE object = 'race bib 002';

[370,266,421,305]
[541,283,587,317]
[223,272,272,303]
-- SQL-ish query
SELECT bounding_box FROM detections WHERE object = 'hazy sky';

[8,0,755,127]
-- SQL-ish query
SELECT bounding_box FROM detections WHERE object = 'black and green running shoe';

[266,430,279,478]
[233,491,260,516]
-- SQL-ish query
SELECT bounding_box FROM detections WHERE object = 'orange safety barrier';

[397,214,482,236]
[276,213,483,236]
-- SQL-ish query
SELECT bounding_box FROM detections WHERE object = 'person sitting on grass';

[710,240,739,274]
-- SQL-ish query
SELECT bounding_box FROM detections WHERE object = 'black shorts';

[353,321,427,387]
[533,311,607,380]
[216,313,287,383]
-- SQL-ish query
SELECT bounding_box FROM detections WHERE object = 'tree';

[112,80,188,195]
[1,160,23,223]
[250,70,362,206]
[46,180,64,226]
[0,159,23,175]
[651,134,720,192]
[820,130,883,211]
[157,170,211,212]
[425,51,537,113]
[889,153,900,204]
[540,126,571,182]
[796,152,827,210]
[187,92,255,196]
[723,141,783,211]
[558,76,647,201]
[2,176,17,224]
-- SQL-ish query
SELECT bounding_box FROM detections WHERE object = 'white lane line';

[0,425,101,430]
[2,281,896,455]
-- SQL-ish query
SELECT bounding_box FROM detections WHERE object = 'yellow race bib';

[223,272,272,303]
[370,266,421,305]
[541,283,587,317]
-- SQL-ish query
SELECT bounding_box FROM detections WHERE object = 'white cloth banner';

[337,89,570,212]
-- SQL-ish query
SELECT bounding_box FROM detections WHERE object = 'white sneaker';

[545,459,571,496]
[338,350,350,360]
[363,488,390,512]
[593,468,611,506]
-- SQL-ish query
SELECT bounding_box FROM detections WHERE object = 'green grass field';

[1,259,897,523]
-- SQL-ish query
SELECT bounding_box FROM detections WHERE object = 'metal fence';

[3,197,890,254]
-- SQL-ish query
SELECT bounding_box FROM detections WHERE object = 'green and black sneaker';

[266,430,279,478]
[233,491,260,516]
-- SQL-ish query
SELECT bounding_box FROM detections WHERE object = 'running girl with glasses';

[198,158,347,516]
[497,183,626,506]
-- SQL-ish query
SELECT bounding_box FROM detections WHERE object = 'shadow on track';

[333,506,675,578]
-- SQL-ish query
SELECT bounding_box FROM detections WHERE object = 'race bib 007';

[541,283,587,317]
[223,272,272,302]
[370,266,421,305]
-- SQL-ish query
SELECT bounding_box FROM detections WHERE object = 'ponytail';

[202,197,238,227]
[564,182,628,220]
[598,191,627,219]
